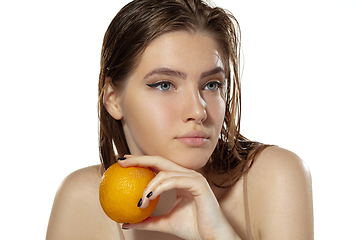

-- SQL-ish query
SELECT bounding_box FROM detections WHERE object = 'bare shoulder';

[248,146,314,240]
[54,165,104,204]
[251,146,311,180]
[46,165,121,240]
[58,165,103,192]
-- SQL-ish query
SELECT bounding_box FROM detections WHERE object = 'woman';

[46,0,314,239]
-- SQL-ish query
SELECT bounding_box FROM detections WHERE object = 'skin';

[107,31,226,170]
[46,32,314,240]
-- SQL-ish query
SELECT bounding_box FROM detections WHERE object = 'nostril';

[181,91,208,123]
[185,112,207,123]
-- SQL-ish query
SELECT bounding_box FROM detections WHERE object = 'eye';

[146,81,174,91]
[204,81,221,91]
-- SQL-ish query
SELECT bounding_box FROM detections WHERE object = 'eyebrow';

[200,67,225,78]
[143,67,225,81]
[143,68,187,80]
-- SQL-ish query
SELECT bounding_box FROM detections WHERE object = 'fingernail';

[146,191,153,198]
[117,157,126,161]
[137,198,143,207]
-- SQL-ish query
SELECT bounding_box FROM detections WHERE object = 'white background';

[1,0,359,239]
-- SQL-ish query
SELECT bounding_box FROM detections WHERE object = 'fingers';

[118,155,212,210]
[118,155,191,173]
[122,215,170,233]
[140,171,209,209]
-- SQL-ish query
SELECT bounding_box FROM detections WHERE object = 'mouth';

[175,131,210,147]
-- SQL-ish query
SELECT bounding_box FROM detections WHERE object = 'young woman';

[46,0,314,239]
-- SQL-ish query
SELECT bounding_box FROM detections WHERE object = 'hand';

[118,155,240,240]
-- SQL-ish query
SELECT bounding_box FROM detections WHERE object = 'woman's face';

[117,31,226,170]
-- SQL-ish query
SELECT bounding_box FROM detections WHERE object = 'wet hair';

[98,0,269,187]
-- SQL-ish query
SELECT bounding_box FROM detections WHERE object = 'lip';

[175,131,210,147]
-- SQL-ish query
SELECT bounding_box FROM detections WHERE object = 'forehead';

[136,31,225,75]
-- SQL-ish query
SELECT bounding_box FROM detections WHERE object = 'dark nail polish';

[118,157,126,161]
[146,191,153,198]
[137,198,143,207]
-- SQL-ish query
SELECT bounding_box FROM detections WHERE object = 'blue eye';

[146,81,173,91]
[204,81,221,91]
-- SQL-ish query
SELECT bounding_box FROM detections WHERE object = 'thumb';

[122,215,168,233]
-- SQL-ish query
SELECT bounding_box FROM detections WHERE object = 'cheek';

[123,94,177,151]
[205,95,226,128]
[140,96,178,128]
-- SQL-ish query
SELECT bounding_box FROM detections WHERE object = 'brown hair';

[98,0,269,187]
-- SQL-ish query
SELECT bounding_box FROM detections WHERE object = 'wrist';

[204,215,242,240]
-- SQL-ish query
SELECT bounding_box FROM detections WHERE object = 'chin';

[167,152,211,170]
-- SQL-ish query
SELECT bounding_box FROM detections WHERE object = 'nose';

[181,89,207,123]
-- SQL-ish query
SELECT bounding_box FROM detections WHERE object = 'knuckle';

[155,170,167,179]
[194,173,209,186]
[194,171,204,179]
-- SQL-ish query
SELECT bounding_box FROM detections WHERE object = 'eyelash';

[146,81,175,91]
[146,81,222,91]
